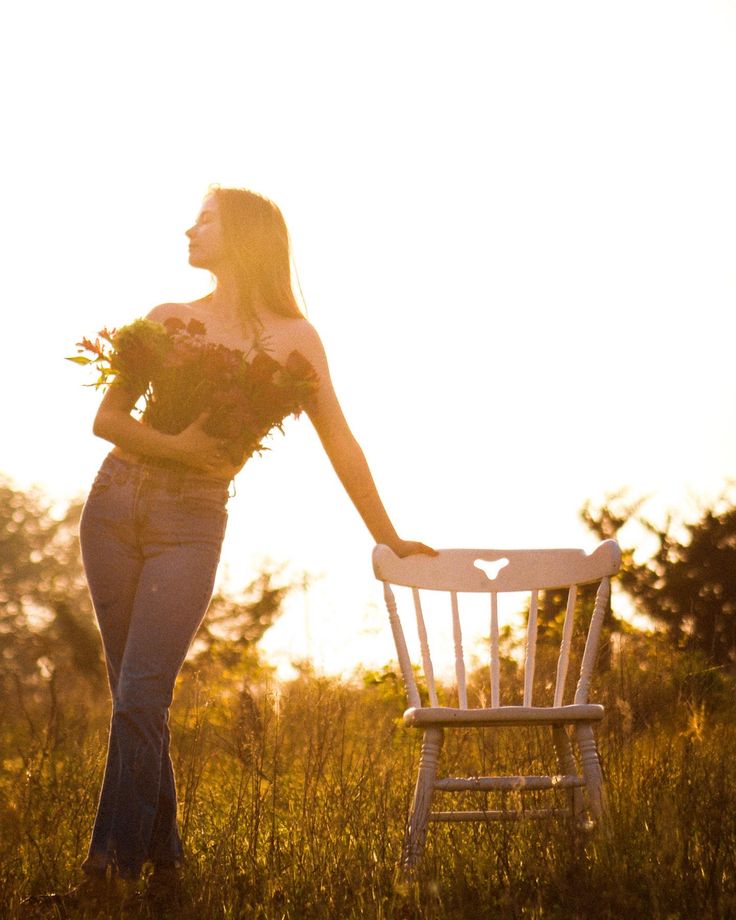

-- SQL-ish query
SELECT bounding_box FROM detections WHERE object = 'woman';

[41,188,432,910]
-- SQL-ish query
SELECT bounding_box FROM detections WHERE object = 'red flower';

[187,319,206,336]
[286,350,318,381]
[249,350,281,382]
[163,317,185,333]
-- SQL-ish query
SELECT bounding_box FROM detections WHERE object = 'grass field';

[2,635,735,919]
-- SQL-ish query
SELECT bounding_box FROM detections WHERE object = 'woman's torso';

[111,298,320,477]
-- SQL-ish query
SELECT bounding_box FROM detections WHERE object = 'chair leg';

[403,727,443,870]
[552,724,583,817]
[574,722,606,821]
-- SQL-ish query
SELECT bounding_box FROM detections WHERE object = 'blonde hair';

[211,186,304,321]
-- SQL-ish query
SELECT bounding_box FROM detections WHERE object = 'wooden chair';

[373,539,621,869]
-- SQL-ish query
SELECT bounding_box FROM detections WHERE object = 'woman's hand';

[171,413,239,478]
[93,384,239,479]
[389,539,438,558]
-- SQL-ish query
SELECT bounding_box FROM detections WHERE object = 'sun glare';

[2,0,735,675]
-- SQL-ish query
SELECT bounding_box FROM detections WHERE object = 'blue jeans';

[79,452,229,879]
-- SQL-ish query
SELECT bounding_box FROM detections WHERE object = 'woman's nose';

[185,225,196,239]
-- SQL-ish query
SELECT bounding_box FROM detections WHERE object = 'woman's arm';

[92,383,231,475]
[301,326,434,558]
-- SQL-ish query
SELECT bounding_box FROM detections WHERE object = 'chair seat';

[403,703,605,727]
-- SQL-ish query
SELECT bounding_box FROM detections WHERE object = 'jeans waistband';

[102,451,232,490]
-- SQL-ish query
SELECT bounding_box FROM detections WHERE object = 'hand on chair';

[390,539,437,558]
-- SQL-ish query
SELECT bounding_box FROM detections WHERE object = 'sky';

[2,0,735,677]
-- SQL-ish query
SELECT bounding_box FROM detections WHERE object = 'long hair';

[212,186,304,321]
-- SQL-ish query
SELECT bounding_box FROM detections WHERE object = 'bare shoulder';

[146,302,198,324]
[281,317,328,370]
[278,318,342,416]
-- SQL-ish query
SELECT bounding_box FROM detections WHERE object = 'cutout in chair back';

[473,557,510,581]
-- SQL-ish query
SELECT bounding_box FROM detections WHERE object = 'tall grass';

[2,641,735,919]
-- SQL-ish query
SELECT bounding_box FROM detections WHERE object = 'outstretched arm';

[302,326,434,558]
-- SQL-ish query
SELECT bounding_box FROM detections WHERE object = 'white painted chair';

[373,539,621,869]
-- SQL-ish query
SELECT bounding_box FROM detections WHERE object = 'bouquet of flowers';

[69,317,319,464]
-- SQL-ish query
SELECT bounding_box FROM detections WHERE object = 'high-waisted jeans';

[78,452,229,879]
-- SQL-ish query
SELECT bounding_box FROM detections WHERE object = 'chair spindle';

[450,591,467,709]
[412,588,439,707]
[523,589,539,706]
[575,576,610,704]
[384,582,421,709]
[490,592,500,708]
[554,584,578,707]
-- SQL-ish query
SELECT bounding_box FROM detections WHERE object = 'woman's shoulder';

[274,316,325,363]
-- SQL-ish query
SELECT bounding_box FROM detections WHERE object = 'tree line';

[2,475,735,710]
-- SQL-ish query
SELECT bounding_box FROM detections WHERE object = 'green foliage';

[0,479,290,696]
[67,320,170,395]
[0,477,104,702]
[583,489,736,670]
[188,569,292,674]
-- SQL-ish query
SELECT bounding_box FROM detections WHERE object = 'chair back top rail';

[375,540,621,711]
[373,540,621,593]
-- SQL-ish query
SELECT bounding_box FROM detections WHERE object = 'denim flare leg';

[79,452,229,879]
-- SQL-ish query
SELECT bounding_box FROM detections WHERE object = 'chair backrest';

[373,540,621,710]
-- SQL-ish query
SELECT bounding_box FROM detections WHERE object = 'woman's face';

[186,194,226,271]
